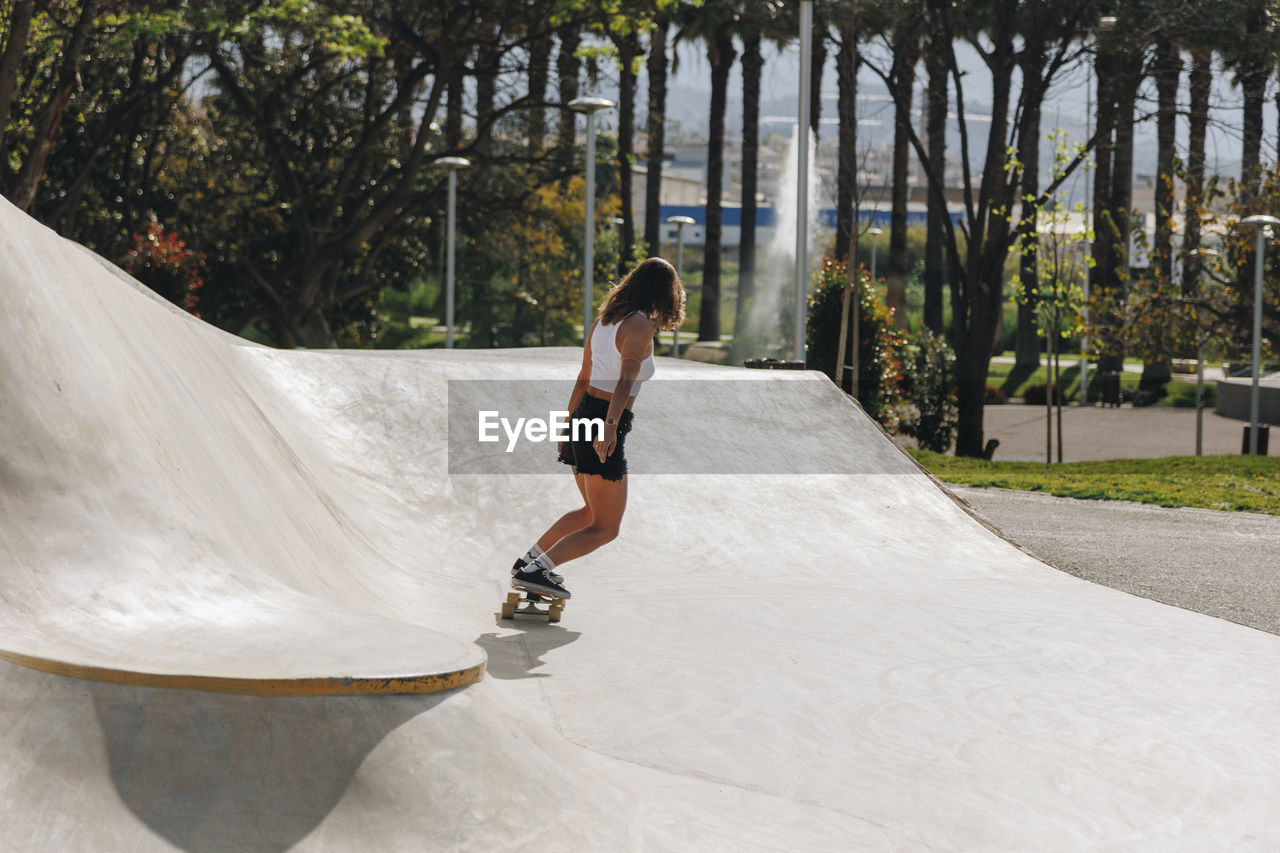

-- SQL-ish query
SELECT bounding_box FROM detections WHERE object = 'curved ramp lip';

[0,649,486,697]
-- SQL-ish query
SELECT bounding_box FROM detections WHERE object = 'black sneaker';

[512,556,564,584]
[511,559,571,600]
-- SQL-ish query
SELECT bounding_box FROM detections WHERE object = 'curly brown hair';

[598,257,686,331]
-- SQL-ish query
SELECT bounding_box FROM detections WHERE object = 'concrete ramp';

[0,196,484,693]
[4,195,1280,850]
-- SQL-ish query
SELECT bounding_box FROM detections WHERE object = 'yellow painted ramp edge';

[0,649,486,697]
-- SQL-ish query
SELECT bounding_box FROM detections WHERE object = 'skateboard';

[500,588,567,623]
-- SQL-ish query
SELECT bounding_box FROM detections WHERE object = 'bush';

[806,254,906,429]
[900,330,959,453]
[123,221,204,314]
[1023,383,1065,405]
[985,385,1008,405]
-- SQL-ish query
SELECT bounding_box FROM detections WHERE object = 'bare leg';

[534,472,592,552]
[543,474,626,566]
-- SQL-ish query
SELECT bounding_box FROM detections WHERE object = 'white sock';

[532,552,557,572]
[524,544,546,563]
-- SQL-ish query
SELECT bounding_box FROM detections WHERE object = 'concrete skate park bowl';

[4,193,1280,851]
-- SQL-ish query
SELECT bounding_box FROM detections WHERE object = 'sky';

[574,31,1271,204]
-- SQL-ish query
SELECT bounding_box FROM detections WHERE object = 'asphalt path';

[952,485,1280,637]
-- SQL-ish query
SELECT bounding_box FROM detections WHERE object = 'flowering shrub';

[806,254,906,429]
[900,329,958,453]
[123,221,204,315]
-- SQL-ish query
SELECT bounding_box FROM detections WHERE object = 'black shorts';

[556,393,634,481]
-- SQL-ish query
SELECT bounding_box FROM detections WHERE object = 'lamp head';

[568,96,616,114]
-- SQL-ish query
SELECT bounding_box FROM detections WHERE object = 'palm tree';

[832,2,860,264]
[1225,0,1273,204]
[736,0,789,334]
[1182,47,1212,286]
[882,10,921,332]
[739,28,765,316]
[676,0,738,341]
[554,23,582,177]
[1090,5,1145,375]
[922,0,946,335]
[610,25,642,273]
[644,10,670,257]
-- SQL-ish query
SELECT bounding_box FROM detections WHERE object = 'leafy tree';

[868,0,1090,457]
[1014,135,1091,463]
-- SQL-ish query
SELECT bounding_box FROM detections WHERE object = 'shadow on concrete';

[475,617,580,680]
[90,681,446,853]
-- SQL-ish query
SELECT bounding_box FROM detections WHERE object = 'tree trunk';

[888,26,917,333]
[834,22,858,263]
[1090,33,1116,317]
[955,22,1016,458]
[445,70,464,148]
[1183,49,1211,292]
[474,19,500,148]
[810,9,826,141]
[615,31,638,275]
[1241,63,1267,203]
[700,31,735,342]
[738,29,762,325]
[296,306,339,349]
[1109,61,1137,273]
[11,0,97,211]
[526,27,552,155]
[1014,33,1045,369]
[555,25,581,177]
[0,0,34,161]
[1142,32,1181,386]
[644,17,668,257]
[924,17,947,335]
[1153,34,1180,284]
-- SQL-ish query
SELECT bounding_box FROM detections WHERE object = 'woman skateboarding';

[510,257,685,600]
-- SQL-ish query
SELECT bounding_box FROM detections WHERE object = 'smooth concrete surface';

[0,197,484,692]
[1217,376,1280,424]
[5,194,1280,849]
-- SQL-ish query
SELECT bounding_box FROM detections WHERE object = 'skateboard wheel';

[548,606,563,623]
[500,602,516,619]
[506,592,521,605]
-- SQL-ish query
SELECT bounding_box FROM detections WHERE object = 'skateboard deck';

[500,588,567,623]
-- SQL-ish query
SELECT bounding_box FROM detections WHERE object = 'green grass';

[909,449,1280,515]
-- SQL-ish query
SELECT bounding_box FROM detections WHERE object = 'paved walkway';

[952,486,1280,637]
[973,404,1261,462]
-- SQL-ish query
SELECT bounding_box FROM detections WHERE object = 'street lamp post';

[1241,214,1279,454]
[569,96,616,342]
[667,214,695,357]
[795,0,813,363]
[436,156,471,348]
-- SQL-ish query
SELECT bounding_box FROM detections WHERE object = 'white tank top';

[588,311,656,396]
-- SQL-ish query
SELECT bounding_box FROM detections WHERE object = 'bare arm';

[597,315,655,460]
